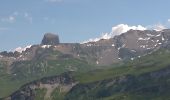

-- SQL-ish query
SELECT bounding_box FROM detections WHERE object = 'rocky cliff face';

[1,30,170,68]
[55,29,170,65]
[4,72,76,100]
[41,33,60,45]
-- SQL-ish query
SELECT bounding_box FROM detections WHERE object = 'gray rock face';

[7,72,76,100]
[1,29,170,67]
[41,33,60,45]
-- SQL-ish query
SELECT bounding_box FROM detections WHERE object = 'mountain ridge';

[1,29,170,66]
[1,29,170,99]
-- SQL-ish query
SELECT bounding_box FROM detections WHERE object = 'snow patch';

[138,37,150,41]
[122,44,126,48]
[96,61,99,64]
[14,45,32,53]
[151,40,155,42]
[19,55,23,58]
[41,45,51,48]
[118,58,122,60]
[118,47,121,50]
[155,34,161,37]
[131,50,136,52]
[140,45,146,48]
[147,34,155,37]
[131,58,134,60]
[86,44,93,47]
[112,44,115,47]
[154,44,158,47]
[162,36,165,41]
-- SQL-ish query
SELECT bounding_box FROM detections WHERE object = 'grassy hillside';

[2,49,170,100]
[75,49,170,83]
[65,49,170,100]
[0,48,95,98]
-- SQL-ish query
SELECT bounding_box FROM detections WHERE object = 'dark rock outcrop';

[41,33,60,45]
[0,51,20,57]
[5,72,76,100]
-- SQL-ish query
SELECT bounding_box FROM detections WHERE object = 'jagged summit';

[41,33,60,45]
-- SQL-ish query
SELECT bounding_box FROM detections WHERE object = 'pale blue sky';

[0,0,170,51]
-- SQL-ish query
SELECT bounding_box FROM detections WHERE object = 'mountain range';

[1,29,170,100]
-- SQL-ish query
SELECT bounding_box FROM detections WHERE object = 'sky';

[0,0,170,51]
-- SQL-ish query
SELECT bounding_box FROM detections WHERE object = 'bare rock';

[41,33,60,45]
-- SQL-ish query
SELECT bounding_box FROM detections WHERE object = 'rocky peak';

[41,33,60,45]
